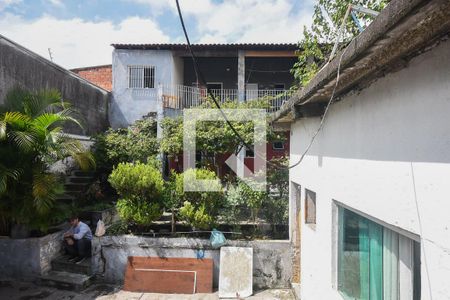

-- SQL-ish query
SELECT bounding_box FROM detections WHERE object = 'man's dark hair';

[68,215,79,222]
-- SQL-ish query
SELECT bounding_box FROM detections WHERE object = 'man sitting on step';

[63,215,93,264]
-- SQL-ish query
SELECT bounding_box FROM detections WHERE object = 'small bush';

[179,201,213,230]
[176,168,224,229]
[116,198,161,225]
[109,162,164,225]
[226,179,267,225]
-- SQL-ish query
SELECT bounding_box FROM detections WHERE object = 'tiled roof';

[111,43,298,51]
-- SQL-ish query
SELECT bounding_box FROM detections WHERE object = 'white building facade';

[272,1,450,298]
[111,49,184,128]
[288,37,450,300]
[109,43,298,129]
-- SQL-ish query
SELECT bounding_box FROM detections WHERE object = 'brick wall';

[71,64,112,91]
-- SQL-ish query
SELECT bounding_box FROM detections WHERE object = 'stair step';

[51,256,92,275]
[72,170,95,177]
[56,194,76,203]
[67,176,94,184]
[38,270,93,292]
[159,212,173,222]
[65,183,88,192]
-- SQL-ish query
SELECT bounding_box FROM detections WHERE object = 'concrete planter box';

[92,235,292,290]
[0,230,63,279]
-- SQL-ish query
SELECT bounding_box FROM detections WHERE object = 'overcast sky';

[0,0,314,69]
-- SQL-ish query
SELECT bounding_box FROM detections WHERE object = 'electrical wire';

[288,43,349,169]
[176,0,349,171]
[175,0,256,156]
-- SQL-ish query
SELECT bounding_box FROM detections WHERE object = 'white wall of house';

[110,49,182,128]
[289,39,450,300]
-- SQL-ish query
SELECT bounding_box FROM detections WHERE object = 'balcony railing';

[161,84,291,113]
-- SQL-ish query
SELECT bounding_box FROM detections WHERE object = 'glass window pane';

[369,221,383,300]
[338,208,383,300]
[338,207,420,300]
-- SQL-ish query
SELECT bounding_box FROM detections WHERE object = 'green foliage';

[236,180,267,225]
[109,162,164,225]
[160,117,183,156]
[108,162,164,200]
[179,201,213,230]
[162,172,182,210]
[291,0,389,86]
[221,182,246,227]
[160,99,283,170]
[264,157,289,227]
[176,168,224,229]
[93,117,159,170]
[0,87,94,233]
[106,220,130,235]
[116,198,161,226]
[267,157,289,199]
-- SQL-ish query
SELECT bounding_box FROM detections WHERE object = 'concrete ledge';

[92,235,292,290]
[0,231,63,279]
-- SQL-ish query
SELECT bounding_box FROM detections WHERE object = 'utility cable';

[288,43,349,169]
[176,0,350,171]
[175,0,256,156]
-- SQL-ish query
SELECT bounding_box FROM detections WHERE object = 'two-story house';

[109,43,296,174]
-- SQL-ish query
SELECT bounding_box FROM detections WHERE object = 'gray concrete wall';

[0,35,110,135]
[92,236,292,290]
[0,231,63,279]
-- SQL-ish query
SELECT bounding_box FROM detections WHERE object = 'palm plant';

[0,88,95,234]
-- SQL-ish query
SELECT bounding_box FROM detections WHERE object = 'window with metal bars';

[128,65,155,88]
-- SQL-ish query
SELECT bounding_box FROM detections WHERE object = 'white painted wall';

[289,39,450,300]
[110,49,182,128]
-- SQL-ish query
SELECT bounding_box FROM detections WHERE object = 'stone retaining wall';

[0,231,63,279]
[92,235,292,290]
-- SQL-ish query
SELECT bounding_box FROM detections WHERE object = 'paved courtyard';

[0,280,295,300]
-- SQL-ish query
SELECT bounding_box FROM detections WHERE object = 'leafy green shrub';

[221,183,245,226]
[94,117,159,170]
[264,157,289,228]
[234,180,267,225]
[161,172,183,232]
[0,88,94,234]
[108,162,164,225]
[116,198,161,225]
[109,162,164,200]
[179,201,213,230]
[176,168,224,230]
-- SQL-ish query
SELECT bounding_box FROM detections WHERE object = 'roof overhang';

[111,43,299,58]
[271,0,450,125]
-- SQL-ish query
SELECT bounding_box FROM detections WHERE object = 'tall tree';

[292,0,389,86]
[0,88,94,233]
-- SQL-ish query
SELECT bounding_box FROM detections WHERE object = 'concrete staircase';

[38,255,94,291]
[57,170,95,205]
[37,171,97,291]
